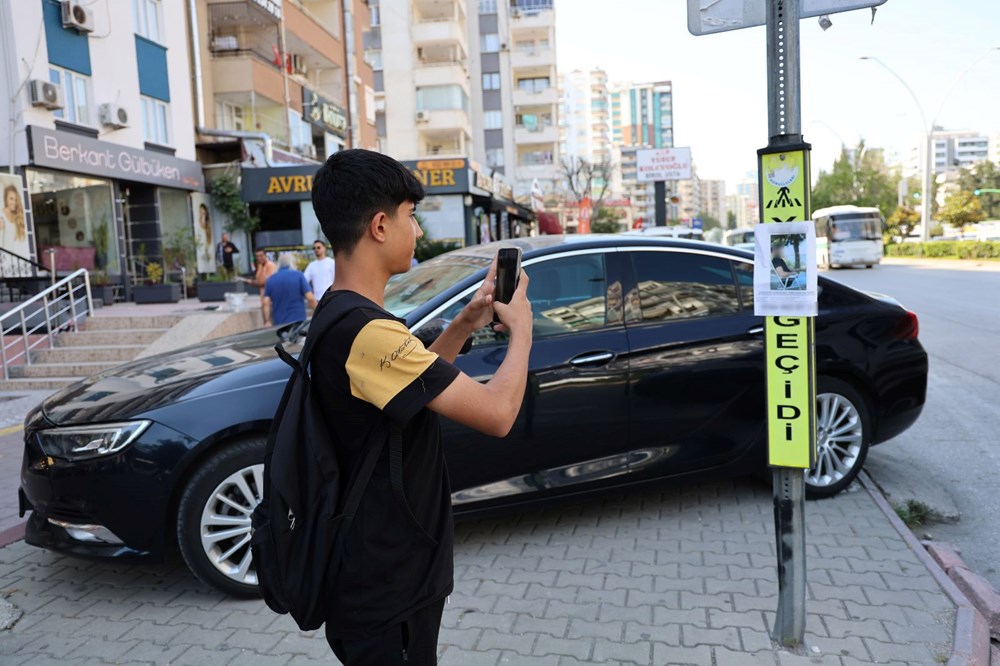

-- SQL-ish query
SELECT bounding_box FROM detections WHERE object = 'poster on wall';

[0,173,31,276]
[191,192,218,274]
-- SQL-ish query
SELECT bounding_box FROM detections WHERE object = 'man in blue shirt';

[263,253,317,326]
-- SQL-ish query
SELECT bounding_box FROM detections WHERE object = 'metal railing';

[1,269,94,380]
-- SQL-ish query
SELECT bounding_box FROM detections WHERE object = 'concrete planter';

[133,283,182,304]
[197,281,242,302]
[92,285,116,306]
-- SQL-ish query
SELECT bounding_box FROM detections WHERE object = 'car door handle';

[747,326,764,336]
[569,351,615,367]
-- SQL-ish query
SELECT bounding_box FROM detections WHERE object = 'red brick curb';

[858,472,991,666]
[924,542,1000,642]
[0,522,26,549]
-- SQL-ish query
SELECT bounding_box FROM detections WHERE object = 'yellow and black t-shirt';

[312,290,460,639]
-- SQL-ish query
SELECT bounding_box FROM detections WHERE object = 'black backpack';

[250,291,401,631]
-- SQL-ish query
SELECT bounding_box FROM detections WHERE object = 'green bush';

[885,240,1000,259]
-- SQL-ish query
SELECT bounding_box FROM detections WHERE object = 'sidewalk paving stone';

[0,477,972,664]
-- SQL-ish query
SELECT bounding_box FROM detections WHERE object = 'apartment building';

[904,128,992,178]
[0,0,204,298]
[610,80,674,224]
[559,69,612,191]
[192,0,377,255]
[700,179,727,227]
[509,0,559,202]
[364,0,531,245]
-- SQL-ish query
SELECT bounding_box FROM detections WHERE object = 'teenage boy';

[310,149,532,665]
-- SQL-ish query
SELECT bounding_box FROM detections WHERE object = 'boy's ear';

[369,211,387,243]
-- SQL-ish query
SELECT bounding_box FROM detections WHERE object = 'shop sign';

[28,126,204,191]
[241,165,317,203]
[303,89,347,137]
[403,159,469,194]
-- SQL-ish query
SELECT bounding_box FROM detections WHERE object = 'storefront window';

[26,170,119,275]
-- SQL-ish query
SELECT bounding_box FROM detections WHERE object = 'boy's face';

[386,200,422,273]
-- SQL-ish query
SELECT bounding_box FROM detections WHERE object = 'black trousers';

[326,598,446,665]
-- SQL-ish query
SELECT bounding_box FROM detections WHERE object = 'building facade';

[610,80,674,225]
[194,0,377,259]
[905,128,992,178]
[0,0,205,298]
[509,0,559,202]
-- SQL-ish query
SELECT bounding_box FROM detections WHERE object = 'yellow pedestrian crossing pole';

[688,0,890,647]
[759,0,814,645]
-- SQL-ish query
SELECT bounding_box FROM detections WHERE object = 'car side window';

[419,253,611,349]
[628,251,740,322]
[733,260,754,311]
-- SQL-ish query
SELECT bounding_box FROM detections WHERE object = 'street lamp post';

[860,48,1000,243]
[858,56,932,242]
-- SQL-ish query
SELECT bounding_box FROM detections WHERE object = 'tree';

[957,161,1000,219]
[560,155,616,219]
[699,213,721,232]
[937,191,985,235]
[884,205,921,244]
[726,210,737,229]
[210,173,260,233]
[590,207,626,233]
[811,141,899,218]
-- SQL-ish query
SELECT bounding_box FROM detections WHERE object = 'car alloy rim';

[198,463,264,585]
[807,392,863,488]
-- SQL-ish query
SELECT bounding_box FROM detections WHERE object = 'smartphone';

[493,247,522,322]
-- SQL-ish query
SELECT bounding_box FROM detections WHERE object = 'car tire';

[805,378,870,499]
[865,264,874,269]
[177,437,266,597]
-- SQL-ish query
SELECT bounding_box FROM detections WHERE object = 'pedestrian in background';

[215,232,239,280]
[263,253,317,327]
[250,249,278,296]
[304,240,335,297]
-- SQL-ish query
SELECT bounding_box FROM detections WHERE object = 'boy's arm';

[428,272,532,438]
[428,258,498,363]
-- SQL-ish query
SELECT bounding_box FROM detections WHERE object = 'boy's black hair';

[311,149,425,256]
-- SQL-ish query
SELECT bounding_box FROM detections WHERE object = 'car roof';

[440,234,746,261]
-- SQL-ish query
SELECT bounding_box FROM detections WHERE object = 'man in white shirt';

[304,240,336,297]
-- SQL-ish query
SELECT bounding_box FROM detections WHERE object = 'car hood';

[40,325,299,426]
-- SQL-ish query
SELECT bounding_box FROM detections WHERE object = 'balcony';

[414,108,470,134]
[514,124,558,145]
[513,86,557,108]
[418,127,470,158]
[510,48,556,69]
[412,19,467,48]
[510,6,554,31]
[414,61,469,88]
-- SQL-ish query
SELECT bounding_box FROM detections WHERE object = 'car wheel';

[806,379,870,499]
[177,437,265,597]
[865,264,874,269]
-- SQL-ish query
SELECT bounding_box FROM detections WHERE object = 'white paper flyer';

[753,222,818,317]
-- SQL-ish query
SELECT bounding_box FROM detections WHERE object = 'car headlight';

[37,421,152,461]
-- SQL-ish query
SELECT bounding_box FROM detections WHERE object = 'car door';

[621,248,765,481]
[414,249,631,511]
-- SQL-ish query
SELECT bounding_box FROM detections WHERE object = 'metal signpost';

[687,0,887,646]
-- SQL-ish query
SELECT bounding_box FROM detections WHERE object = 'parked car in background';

[20,236,928,596]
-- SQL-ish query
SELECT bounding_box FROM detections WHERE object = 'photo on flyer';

[753,222,817,317]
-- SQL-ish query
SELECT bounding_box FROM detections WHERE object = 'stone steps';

[54,329,166,347]
[30,345,148,364]
[0,376,84,391]
[82,315,185,331]
[8,361,121,379]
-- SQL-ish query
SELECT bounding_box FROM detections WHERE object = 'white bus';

[812,205,884,269]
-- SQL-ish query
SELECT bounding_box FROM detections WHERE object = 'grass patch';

[894,499,932,528]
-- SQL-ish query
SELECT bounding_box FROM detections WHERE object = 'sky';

[555,0,1000,191]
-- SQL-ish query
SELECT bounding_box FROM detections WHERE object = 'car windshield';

[830,215,882,241]
[383,252,491,317]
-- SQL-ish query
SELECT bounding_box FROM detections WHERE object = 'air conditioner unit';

[29,79,64,110]
[61,0,94,33]
[415,110,431,122]
[99,103,130,129]
[292,54,308,76]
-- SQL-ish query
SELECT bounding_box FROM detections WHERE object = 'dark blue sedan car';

[20,236,927,596]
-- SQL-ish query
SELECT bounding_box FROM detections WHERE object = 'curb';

[859,472,992,666]
[925,541,1000,642]
[0,522,25,549]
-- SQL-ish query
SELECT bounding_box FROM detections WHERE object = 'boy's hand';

[455,257,497,332]
[492,270,531,336]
